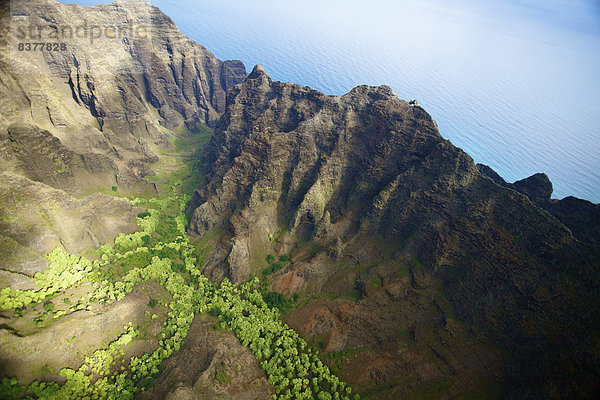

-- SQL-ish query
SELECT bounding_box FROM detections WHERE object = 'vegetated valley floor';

[0,126,359,400]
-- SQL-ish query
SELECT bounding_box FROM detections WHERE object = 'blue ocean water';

[58,0,600,202]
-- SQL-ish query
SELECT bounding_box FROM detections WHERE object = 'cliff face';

[4,0,246,130]
[191,65,479,277]
[190,65,600,398]
[1,0,246,193]
[0,0,246,279]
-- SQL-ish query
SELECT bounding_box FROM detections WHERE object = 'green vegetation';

[214,370,230,385]
[137,211,151,219]
[42,302,55,313]
[0,248,94,311]
[0,180,358,400]
[263,253,291,277]
[367,277,382,290]
[211,278,358,399]
[342,290,361,301]
[263,291,294,312]
[324,348,366,375]
[264,262,283,276]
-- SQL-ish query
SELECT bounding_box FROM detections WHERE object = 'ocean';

[58,0,600,202]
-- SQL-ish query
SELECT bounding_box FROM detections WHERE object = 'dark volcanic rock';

[478,164,553,207]
[477,164,600,245]
[512,172,553,206]
[190,66,600,399]
[548,196,600,245]
[222,60,249,92]
[477,163,508,186]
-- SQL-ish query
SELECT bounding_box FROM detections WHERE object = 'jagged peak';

[513,172,553,205]
[247,64,270,80]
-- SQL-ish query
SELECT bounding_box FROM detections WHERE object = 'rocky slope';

[189,65,600,399]
[478,164,600,245]
[0,0,246,281]
[136,315,273,400]
[1,1,599,399]
[1,0,246,194]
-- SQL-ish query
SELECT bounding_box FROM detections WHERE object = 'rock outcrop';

[511,172,553,206]
[548,196,600,245]
[135,315,273,400]
[478,163,600,245]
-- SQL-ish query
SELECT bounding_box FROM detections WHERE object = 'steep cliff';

[1,0,246,188]
[0,0,246,279]
[190,65,600,399]
[478,163,600,245]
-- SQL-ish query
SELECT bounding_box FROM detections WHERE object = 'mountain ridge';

[189,63,600,399]
[0,1,599,399]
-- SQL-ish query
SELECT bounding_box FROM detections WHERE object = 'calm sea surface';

[60,0,600,202]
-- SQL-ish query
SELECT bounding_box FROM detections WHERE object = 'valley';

[1,1,599,399]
